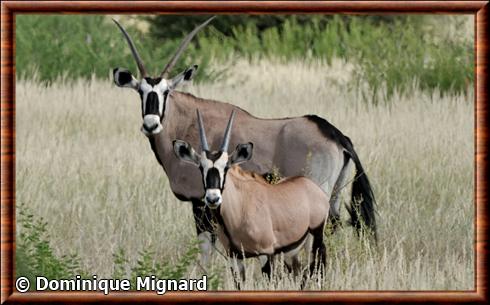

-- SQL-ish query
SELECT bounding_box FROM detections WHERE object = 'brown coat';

[216,166,329,256]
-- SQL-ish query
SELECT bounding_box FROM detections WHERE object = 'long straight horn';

[160,16,216,78]
[113,18,148,77]
[220,110,235,153]
[196,109,209,152]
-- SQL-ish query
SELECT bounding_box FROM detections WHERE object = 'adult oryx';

[173,110,329,283]
[112,17,377,264]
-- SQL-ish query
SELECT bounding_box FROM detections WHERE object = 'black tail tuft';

[346,149,377,242]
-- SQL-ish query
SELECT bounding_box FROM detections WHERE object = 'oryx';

[173,110,329,283]
[112,17,377,264]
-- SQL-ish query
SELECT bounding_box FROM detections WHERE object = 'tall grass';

[16,15,473,103]
[15,59,474,290]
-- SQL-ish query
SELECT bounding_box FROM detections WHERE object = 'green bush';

[16,15,473,103]
[16,203,86,289]
[191,15,473,103]
[342,16,473,103]
[15,15,216,83]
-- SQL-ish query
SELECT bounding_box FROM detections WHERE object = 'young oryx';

[113,17,377,265]
[173,110,330,282]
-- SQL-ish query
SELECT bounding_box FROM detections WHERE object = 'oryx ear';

[169,65,198,89]
[173,140,200,166]
[229,142,253,166]
[113,68,139,89]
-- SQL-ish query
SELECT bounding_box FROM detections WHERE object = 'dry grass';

[15,59,474,290]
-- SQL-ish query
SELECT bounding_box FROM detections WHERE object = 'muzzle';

[204,189,222,209]
[141,114,163,136]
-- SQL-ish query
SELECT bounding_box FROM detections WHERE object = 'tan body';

[172,109,331,285]
[217,167,329,256]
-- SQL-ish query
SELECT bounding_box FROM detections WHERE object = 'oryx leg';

[310,222,327,275]
[284,235,310,277]
[259,255,272,278]
[301,224,327,289]
[230,257,245,290]
[192,199,216,265]
[284,254,301,277]
[327,152,353,233]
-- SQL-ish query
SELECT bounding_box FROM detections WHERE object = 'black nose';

[206,196,220,204]
[143,122,158,132]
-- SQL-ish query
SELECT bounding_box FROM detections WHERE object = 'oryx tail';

[345,142,377,242]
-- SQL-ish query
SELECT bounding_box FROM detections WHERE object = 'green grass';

[15,59,474,290]
[16,15,473,104]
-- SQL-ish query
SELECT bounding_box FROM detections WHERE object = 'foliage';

[16,14,473,103]
[207,266,224,290]
[263,166,282,184]
[15,15,217,83]
[147,15,408,39]
[192,15,473,103]
[16,203,87,289]
[342,16,473,104]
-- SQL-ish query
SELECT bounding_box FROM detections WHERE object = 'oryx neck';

[219,166,258,228]
[220,167,244,225]
[145,91,211,200]
[166,91,204,139]
[145,91,197,176]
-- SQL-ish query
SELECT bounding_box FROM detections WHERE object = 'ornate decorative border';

[1,1,488,304]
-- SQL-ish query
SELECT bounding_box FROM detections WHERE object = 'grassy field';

[15,59,474,290]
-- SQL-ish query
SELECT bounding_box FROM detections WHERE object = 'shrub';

[16,203,86,289]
